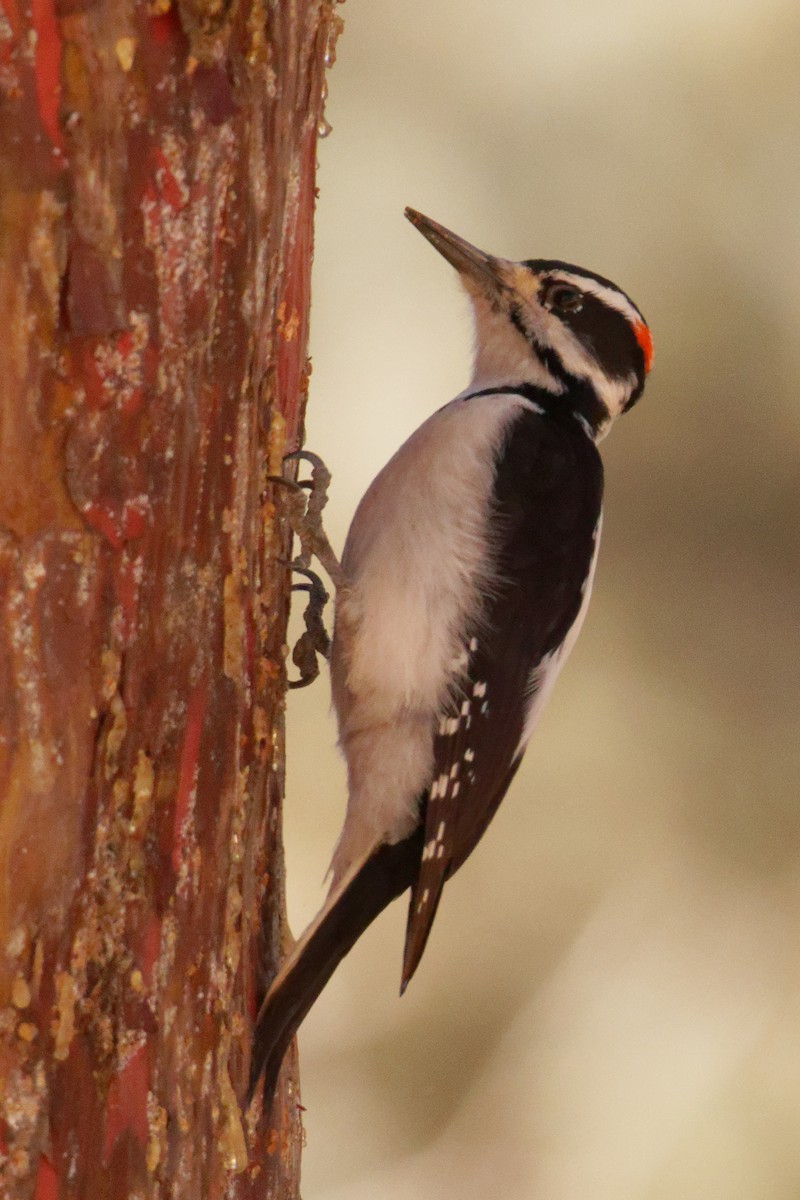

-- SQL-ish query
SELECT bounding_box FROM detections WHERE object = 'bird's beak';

[405,208,509,301]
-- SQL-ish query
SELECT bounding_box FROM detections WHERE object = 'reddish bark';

[0,0,344,1194]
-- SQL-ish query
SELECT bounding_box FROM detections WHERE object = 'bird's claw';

[270,451,343,688]
[285,564,331,689]
[269,451,345,589]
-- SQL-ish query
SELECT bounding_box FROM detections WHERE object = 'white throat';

[469,299,564,395]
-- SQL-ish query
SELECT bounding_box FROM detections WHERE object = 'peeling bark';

[0,0,344,1194]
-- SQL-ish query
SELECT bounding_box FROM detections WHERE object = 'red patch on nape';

[632,321,653,374]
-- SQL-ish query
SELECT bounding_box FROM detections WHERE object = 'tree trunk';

[0,0,342,1193]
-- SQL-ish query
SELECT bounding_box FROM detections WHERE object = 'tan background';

[284,1,800,1195]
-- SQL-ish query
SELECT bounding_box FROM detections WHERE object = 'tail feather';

[248,827,423,1106]
[401,869,447,994]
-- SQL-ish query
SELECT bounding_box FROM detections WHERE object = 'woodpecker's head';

[405,207,652,439]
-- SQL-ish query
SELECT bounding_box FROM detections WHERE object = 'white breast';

[336,392,535,720]
[327,391,537,880]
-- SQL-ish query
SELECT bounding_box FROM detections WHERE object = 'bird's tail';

[248,826,424,1107]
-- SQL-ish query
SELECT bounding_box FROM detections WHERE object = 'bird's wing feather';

[402,406,603,987]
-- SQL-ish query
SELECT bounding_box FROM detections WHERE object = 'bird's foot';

[270,450,345,590]
[284,564,331,688]
[270,451,344,687]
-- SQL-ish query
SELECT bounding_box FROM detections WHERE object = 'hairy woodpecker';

[249,208,653,1104]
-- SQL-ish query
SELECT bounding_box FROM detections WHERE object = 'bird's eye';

[542,283,583,314]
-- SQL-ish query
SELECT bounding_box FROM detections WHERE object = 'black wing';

[402,406,603,987]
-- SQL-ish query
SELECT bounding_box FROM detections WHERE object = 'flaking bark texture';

[0,0,344,1194]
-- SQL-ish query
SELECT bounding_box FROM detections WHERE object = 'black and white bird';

[249,208,653,1104]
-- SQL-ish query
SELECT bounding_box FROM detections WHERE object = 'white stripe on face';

[530,305,639,431]
[544,269,645,331]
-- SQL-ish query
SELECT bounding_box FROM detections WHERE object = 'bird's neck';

[470,339,564,398]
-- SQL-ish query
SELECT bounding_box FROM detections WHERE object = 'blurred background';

[284,1,800,1196]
